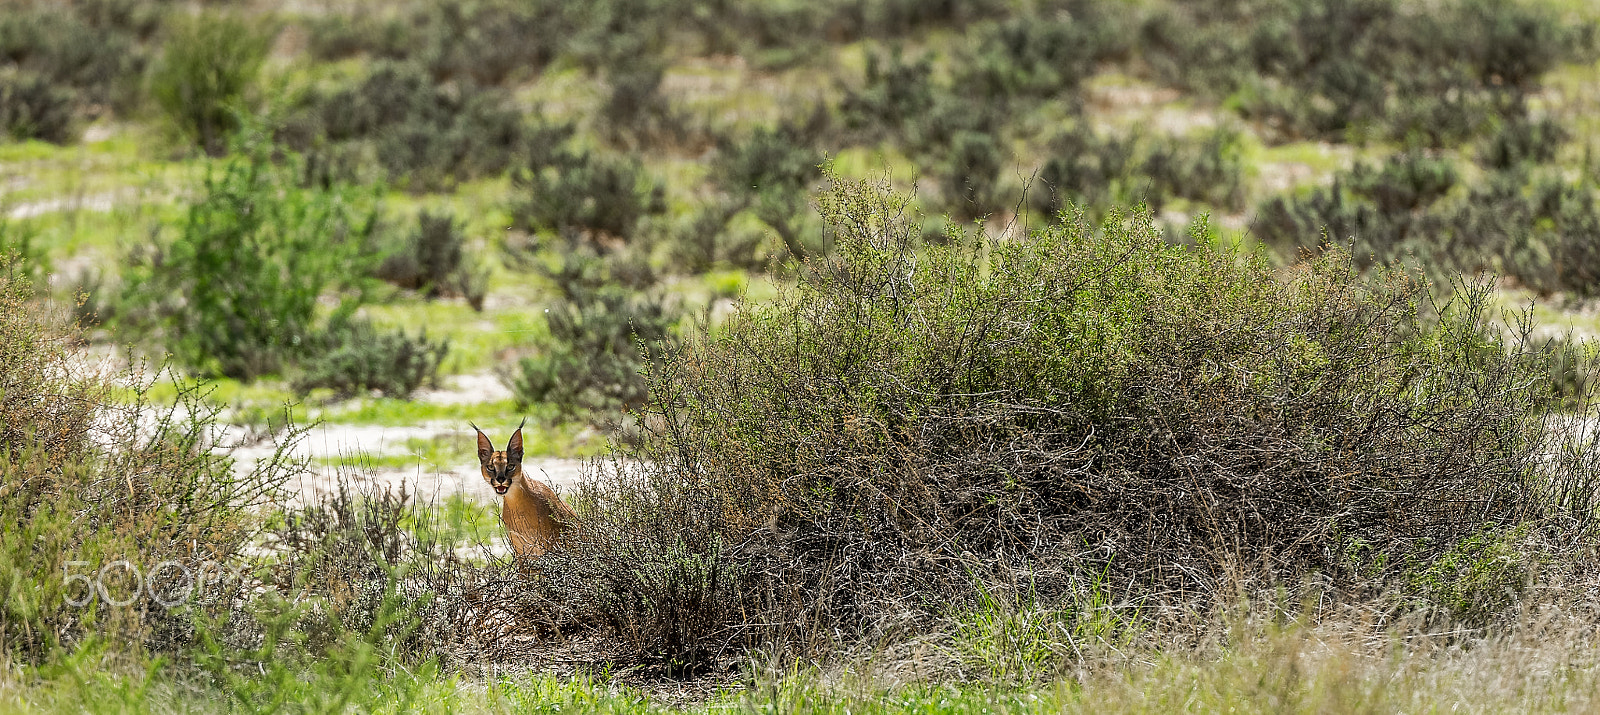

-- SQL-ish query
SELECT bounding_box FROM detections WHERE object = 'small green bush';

[1255,149,1600,296]
[292,315,449,399]
[956,10,1129,103]
[118,154,378,380]
[279,61,526,190]
[1140,126,1247,211]
[1028,124,1247,220]
[671,121,825,270]
[1407,524,1540,626]
[1140,0,1586,144]
[510,119,665,248]
[1480,116,1569,171]
[149,12,271,156]
[506,248,680,417]
[0,0,159,136]
[374,211,489,309]
[936,129,1006,221]
[0,70,77,143]
[0,275,303,663]
[1252,152,1458,272]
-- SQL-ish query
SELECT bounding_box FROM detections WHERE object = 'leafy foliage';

[279,61,526,190]
[292,315,450,399]
[1140,0,1586,144]
[120,157,372,379]
[149,12,271,156]
[510,119,665,248]
[0,0,162,140]
[0,275,302,663]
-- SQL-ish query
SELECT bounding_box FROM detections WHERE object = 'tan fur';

[473,420,578,557]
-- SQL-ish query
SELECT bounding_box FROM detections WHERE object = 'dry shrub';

[525,178,1600,669]
[0,272,304,663]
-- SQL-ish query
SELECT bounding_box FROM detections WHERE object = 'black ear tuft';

[473,423,494,463]
[508,419,525,463]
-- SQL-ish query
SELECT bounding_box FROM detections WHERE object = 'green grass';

[11,619,1600,714]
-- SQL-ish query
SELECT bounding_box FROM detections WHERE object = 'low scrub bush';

[510,119,665,249]
[1479,116,1568,171]
[1255,149,1600,296]
[0,275,304,664]
[1252,152,1458,273]
[0,0,159,140]
[840,48,999,157]
[279,61,526,190]
[374,210,489,309]
[1140,0,1587,144]
[534,178,1600,668]
[291,315,449,399]
[117,151,449,391]
[935,129,1007,221]
[0,219,51,293]
[671,122,824,270]
[149,12,271,156]
[0,70,77,143]
[955,10,1129,104]
[1029,124,1247,220]
[506,248,680,418]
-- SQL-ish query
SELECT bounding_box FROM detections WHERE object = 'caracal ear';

[472,422,493,464]
[507,417,526,464]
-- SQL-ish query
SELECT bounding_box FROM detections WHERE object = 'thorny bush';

[528,178,1600,669]
[0,271,304,664]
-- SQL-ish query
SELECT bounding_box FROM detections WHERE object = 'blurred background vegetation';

[5,0,1595,430]
[10,0,1600,711]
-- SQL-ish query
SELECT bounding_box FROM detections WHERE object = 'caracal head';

[473,418,525,497]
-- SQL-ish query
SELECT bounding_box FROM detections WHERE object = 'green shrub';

[374,210,489,309]
[1028,126,1136,218]
[506,248,679,417]
[0,70,77,143]
[0,0,163,141]
[956,10,1129,103]
[0,275,303,663]
[292,315,449,399]
[670,121,825,270]
[1140,0,1586,144]
[1407,524,1541,626]
[118,154,378,381]
[279,61,526,190]
[1256,149,1600,296]
[1140,126,1247,211]
[510,119,665,248]
[1028,124,1247,220]
[936,129,1006,221]
[149,12,271,156]
[0,219,51,293]
[537,178,1600,666]
[1480,116,1568,171]
[1251,152,1457,271]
